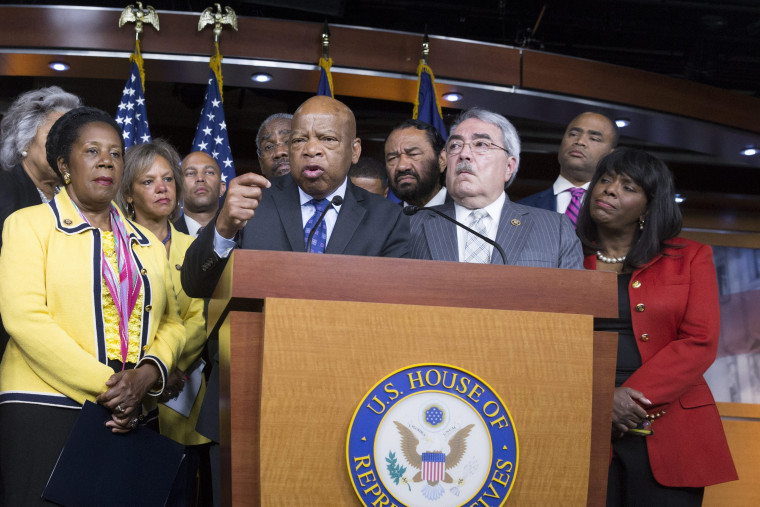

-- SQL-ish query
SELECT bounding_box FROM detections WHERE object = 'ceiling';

[2,1,760,223]
[9,0,760,95]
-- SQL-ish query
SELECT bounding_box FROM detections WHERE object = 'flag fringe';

[130,40,146,94]
[319,57,334,97]
[210,41,224,102]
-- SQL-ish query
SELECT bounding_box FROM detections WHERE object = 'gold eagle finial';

[118,2,159,39]
[198,3,238,42]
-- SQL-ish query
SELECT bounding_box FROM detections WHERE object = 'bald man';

[519,112,617,214]
[182,95,410,297]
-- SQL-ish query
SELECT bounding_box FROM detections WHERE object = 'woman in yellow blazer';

[0,108,185,505]
[118,139,211,506]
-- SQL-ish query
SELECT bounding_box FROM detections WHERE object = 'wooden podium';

[208,251,618,506]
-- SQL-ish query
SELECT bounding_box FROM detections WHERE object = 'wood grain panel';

[219,312,265,506]
[215,250,619,319]
[703,418,760,506]
[522,51,760,135]
[588,332,617,507]
[259,298,594,505]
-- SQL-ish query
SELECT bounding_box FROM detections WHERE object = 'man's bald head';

[289,95,361,199]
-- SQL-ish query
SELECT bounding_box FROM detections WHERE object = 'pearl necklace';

[596,250,626,264]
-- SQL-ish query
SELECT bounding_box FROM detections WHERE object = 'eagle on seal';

[394,421,474,501]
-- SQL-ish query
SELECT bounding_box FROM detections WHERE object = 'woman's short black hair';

[45,106,125,183]
[576,147,683,268]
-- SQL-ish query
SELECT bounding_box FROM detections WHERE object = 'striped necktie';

[564,187,585,228]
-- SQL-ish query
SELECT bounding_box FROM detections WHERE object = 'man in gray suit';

[409,107,583,269]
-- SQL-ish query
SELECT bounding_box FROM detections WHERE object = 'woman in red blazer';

[576,148,737,506]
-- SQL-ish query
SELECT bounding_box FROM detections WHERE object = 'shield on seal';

[421,452,446,481]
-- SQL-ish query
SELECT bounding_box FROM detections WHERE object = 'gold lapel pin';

[510,219,521,226]
[63,218,73,225]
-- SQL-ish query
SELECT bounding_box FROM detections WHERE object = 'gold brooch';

[510,219,521,226]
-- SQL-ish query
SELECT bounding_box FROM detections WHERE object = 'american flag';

[115,60,152,149]
[421,452,446,481]
[191,69,236,184]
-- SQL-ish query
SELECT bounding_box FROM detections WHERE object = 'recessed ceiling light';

[741,146,758,156]
[615,118,631,128]
[250,73,272,83]
[442,92,463,102]
[48,61,70,72]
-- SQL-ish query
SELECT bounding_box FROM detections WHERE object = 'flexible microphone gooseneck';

[306,195,344,252]
[404,205,508,265]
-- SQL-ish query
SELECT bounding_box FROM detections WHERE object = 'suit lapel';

[326,181,364,254]
[424,201,459,262]
[492,198,530,265]
[271,177,306,251]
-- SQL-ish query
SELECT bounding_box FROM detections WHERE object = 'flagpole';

[116,2,158,150]
[194,4,239,185]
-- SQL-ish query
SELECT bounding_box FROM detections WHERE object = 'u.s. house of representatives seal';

[346,364,518,506]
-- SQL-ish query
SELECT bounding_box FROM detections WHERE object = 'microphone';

[306,195,343,252]
[404,205,508,265]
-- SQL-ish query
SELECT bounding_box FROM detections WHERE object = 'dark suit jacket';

[182,175,411,298]
[0,165,43,251]
[172,215,190,235]
[409,196,583,269]
[517,186,557,212]
[586,239,737,487]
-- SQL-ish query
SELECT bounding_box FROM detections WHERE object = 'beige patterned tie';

[463,209,491,264]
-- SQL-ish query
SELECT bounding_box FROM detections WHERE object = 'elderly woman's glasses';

[445,139,510,156]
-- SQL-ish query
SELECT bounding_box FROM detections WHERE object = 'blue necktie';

[303,199,330,253]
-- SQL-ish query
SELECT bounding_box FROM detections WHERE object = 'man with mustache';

[409,107,582,268]
[256,113,293,179]
[384,119,448,207]
[519,112,617,225]
[182,95,410,298]
[174,151,226,237]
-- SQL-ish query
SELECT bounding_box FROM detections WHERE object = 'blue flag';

[115,59,152,149]
[317,57,334,97]
[413,61,448,140]
[191,69,236,185]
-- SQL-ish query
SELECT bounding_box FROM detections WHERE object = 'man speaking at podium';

[182,95,410,298]
[408,107,583,269]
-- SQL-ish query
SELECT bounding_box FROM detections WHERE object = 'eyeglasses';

[259,140,289,156]
[445,139,510,156]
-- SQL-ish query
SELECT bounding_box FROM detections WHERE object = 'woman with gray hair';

[0,86,81,248]
[0,87,80,360]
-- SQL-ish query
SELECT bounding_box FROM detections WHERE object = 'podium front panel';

[257,298,594,505]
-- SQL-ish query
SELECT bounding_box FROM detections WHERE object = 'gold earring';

[63,172,71,185]
[639,216,645,230]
